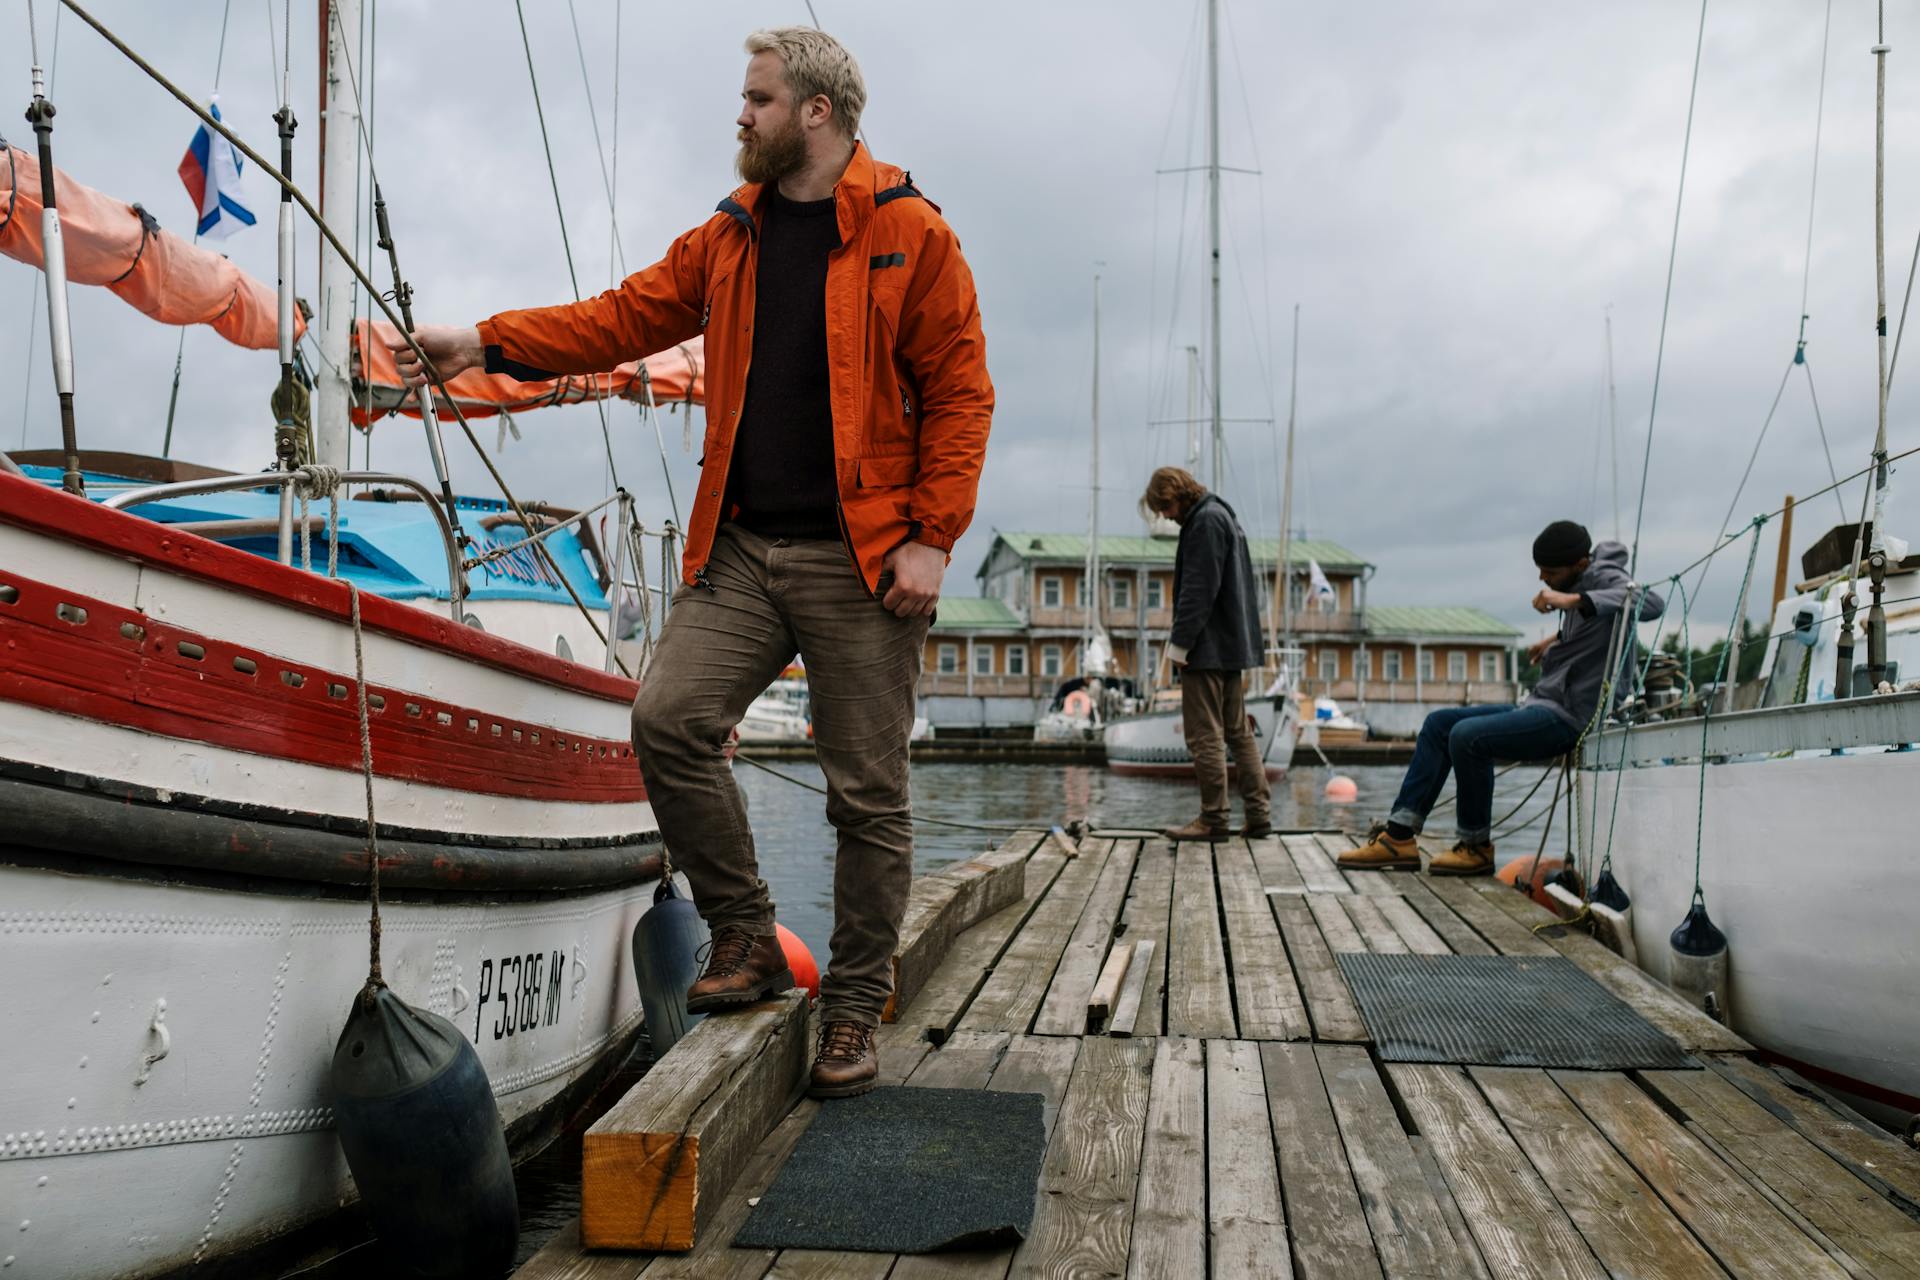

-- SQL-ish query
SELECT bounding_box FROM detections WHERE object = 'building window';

[1419,650,1435,681]
[1384,651,1403,681]
[1147,577,1165,610]
[1317,649,1340,682]
[1041,644,1063,677]
[1040,576,1062,609]
[974,645,994,676]
[1007,645,1027,676]
[1110,576,1132,611]
[937,643,959,674]
[1357,650,1372,681]
[1074,576,1088,608]
[1481,651,1501,682]
[1448,651,1466,681]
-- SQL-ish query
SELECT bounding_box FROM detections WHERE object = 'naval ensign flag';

[177,100,257,240]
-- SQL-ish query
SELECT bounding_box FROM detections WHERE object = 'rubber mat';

[734,1085,1046,1253]
[1337,952,1695,1070]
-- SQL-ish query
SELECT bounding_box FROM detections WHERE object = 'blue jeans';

[1388,705,1578,845]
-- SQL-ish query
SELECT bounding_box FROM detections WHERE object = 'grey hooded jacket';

[1525,540,1665,728]
[1169,493,1266,671]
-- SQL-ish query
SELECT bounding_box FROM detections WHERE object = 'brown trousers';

[630,525,930,1026]
[1179,668,1274,827]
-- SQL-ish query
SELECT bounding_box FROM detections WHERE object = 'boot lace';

[695,928,756,980]
[816,1020,873,1065]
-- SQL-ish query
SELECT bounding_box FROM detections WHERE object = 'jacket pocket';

[857,455,918,488]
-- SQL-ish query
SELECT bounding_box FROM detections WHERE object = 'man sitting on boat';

[1340,521,1663,875]
[392,27,992,1098]
[1143,466,1275,842]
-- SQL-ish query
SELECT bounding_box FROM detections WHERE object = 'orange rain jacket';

[476,144,994,592]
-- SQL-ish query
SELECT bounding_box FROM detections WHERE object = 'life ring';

[1063,689,1094,718]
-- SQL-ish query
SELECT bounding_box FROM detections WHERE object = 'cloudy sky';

[6,0,1918,643]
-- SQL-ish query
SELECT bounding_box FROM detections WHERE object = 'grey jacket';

[1525,540,1665,728]
[1169,494,1266,671]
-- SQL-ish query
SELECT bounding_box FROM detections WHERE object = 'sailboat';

[0,4,700,1274]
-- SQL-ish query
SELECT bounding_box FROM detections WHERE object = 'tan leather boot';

[1337,824,1422,871]
[1163,817,1230,842]
[809,1020,879,1099]
[1428,841,1496,876]
[685,927,797,1014]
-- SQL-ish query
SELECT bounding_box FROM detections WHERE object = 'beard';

[736,116,809,186]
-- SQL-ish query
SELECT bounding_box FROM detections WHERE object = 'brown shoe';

[1164,818,1229,841]
[1242,817,1274,839]
[1428,841,1495,876]
[809,1020,878,1099]
[685,927,797,1014]
[1337,823,1421,871]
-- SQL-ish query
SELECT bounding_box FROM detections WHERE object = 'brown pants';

[629,524,929,1026]
[1179,668,1274,828]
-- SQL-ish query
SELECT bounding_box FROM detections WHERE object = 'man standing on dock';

[391,28,992,1098]
[1339,521,1663,876]
[1143,467,1274,842]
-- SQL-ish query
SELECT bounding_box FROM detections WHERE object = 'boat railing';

[102,470,467,620]
[1584,687,1920,769]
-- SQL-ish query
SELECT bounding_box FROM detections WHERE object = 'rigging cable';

[15,0,60,450]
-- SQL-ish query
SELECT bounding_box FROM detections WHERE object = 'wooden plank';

[1707,1056,1920,1210]
[1408,1137,1495,1280]
[1087,942,1134,1030]
[1248,832,1305,895]
[886,831,1041,1021]
[1554,1069,1849,1279]
[1271,898,1367,1044]
[1128,1038,1208,1280]
[631,1103,819,1280]
[960,840,1116,1034]
[765,1248,892,1280]
[1115,839,1177,1037]
[1386,1063,1607,1280]
[1306,891,1367,954]
[515,1221,652,1280]
[1164,840,1235,1038]
[1421,876,1557,955]
[1313,833,1401,897]
[1397,877,1495,956]
[1643,1068,1920,1279]
[582,992,809,1252]
[1315,1045,1478,1280]
[1469,1067,1726,1280]
[1340,894,1409,954]
[1208,1040,1291,1278]
[1034,839,1138,1034]
[908,848,1073,1042]
[1283,833,1352,893]
[1107,940,1156,1038]
[873,1018,934,1086]
[1216,839,1312,1040]
[904,1028,1011,1090]
[1470,882,1750,1052]
[1261,1043,1383,1280]
[1011,1036,1154,1279]
[1374,894,1450,955]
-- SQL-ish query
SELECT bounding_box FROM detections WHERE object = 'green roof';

[931,596,1025,631]
[988,531,1368,570]
[1365,606,1521,639]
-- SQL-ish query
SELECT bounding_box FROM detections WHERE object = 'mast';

[1205,0,1224,491]
[1866,12,1892,688]
[313,0,359,469]
[1084,272,1104,678]
[1184,345,1202,472]
[1275,305,1298,676]
[1604,307,1620,542]
[24,24,82,495]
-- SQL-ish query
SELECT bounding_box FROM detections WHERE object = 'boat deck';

[517,830,1920,1279]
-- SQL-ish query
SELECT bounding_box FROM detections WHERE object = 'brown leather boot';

[1163,817,1229,841]
[1428,841,1496,876]
[1242,816,1274,839]
[684,927,797,1014]
[809,1020,878,1099]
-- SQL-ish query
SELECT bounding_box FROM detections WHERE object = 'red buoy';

[777,924,820,998]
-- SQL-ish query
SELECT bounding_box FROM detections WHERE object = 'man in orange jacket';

[393,28,992,1097]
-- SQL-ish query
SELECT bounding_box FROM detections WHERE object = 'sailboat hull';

[1104,695,1297,778]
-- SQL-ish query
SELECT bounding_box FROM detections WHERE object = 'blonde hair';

[1141,466,1208,518]
[745,27,866,139]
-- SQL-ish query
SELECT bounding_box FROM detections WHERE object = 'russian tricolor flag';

[177,101,257,240]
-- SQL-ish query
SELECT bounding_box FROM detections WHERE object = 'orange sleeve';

[475,219,712,377]
[896,215,994,552]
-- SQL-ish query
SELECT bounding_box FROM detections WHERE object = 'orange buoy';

[1498,855,1567,911]
[778,924,820,999]
[1323,775,1359,803]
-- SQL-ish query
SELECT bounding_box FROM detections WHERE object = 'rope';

[295,465,343,576]
[1799,357,1848,521]
[1629,0,1710,578]
[348,583,384,995]
[730,752,1042,834]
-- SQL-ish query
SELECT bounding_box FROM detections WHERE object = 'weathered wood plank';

[1374,894,1450,955]
[1421,877,1556,956]
[1209,1040,1291,1278]
[582,992,809,1251]
[1248,832,1306,895]
[1387,1063,1607,1280]
[1216,838,1312,1040]
[1164,840,1235,1038]
[1313,833,1400,898]
[1470,882,1751,1052]
[1306,891,1367,955]
[908,848,1074,1042]
[872,1018,934,1086]
[1114,840,1177,1037]
[1271,898,1367,1043]
[960,840,1117,1034]
[1284,833,1352,894]
[1261,1043,1384,1280]
[886,831,1042,1022]
[1340,894,1409,954]
[1087,942,1134,1030]
[905,1029,1012,1090]
[1127,1037,1208,1280]
[1396,877,1495,956]
[516,1221,652,1280]
[1469,1067,1726,1280]
[630,1103,819,1280]
[1107,940,1155,1038]
[1315,1045,1479,1280]
[1034,839,1138,1034]
[1706,1056,1920,1210]
[764,1248,892,1279]
[1643,1067,1920,1279]
[1010,1037,1154,1279]
[1408,1136,1495,1280]
[1554,1068,1849,1279]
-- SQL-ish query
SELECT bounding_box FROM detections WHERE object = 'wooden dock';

[517,830,1920,1279]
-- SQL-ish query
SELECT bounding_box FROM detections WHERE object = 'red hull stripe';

[0,471,639,703]
[0,570,648,804]
[1757,1048,1920,1115]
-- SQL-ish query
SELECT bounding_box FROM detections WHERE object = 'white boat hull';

[1104,695,1297,778]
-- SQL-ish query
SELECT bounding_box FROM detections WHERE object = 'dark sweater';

[724,190,842,540]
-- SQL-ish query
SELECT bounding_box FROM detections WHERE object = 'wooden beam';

[580,992,809,1252]
[884,830,1041,1022]
[1107,940,1156,1038]
[904,847,1073,1043]
[1086,941,1135,1032]
[1114,840,1177,1037]
[1208,1040,1291,1278]
[959,839,1116,1034]
[633,1103,821,1280]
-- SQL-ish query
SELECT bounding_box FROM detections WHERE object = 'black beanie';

[1532,520,1592,568]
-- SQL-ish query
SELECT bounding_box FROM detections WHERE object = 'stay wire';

[564,0,626,276]
[16,0,60,450]
[1690,518,1766,900]
[731,752,1041,834]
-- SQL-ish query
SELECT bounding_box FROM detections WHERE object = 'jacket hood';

[1581,540,1631,585]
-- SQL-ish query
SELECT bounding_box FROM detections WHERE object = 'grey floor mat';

[734,1085,1047,1254]
[1337,952,1695,1070]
